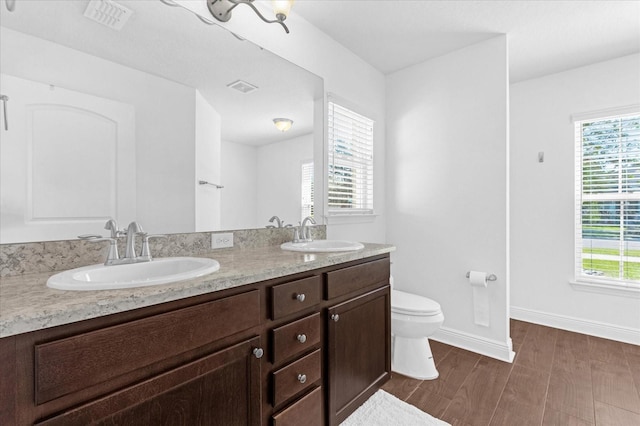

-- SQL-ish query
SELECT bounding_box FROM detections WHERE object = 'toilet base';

[391,336,439,380]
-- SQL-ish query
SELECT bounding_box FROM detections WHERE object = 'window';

[575,111,640,284]
[327,100,374,215]
[301,160,314,221]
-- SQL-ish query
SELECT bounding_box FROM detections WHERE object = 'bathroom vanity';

[0,244,392,426]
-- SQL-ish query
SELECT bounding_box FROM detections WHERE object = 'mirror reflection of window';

[301,160,314,222]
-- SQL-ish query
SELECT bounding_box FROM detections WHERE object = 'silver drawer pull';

[297,334,307,344]
[297,373,307,384]
[252,347,264,359]
[295,293,306,302]
[331,314,340,322]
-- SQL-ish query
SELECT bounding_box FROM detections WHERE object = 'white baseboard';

[431,327,515,363]
[511,306,640,345]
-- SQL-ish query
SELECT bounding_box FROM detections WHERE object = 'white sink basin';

[280,240,364,253]
[47,257,220,291]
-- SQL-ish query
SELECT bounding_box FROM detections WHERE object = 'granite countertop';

[0,243,395,338]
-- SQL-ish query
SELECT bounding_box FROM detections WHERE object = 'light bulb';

[272,0,294,21]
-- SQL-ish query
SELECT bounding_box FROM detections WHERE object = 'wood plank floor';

[382,320,640,426]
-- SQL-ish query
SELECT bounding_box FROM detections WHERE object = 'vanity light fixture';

[207,0,294,34]
[5,0,15,12]
[273,118,293,132]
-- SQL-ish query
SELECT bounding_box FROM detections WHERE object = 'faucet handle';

[80,236,120,265]
[139,233,167,261]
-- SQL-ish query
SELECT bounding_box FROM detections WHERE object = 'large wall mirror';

[0,0,323,244]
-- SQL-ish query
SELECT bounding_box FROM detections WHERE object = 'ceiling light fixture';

[207,0,294,34]
[273,118,293,132]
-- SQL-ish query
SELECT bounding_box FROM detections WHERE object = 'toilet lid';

[391,290,442,316]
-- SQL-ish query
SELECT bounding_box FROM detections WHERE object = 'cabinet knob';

[252,347,264,359]
[297,334,307,343]
[297,373,307,384]
[295,293,306,302]
[331,314,340,322]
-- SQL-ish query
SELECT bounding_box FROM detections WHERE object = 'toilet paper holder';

[466,272,497,281]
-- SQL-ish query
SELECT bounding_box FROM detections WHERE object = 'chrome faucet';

[80,220,160,265]
[294,216,316,243]
[124,221,143,261]
[268,215,283,228]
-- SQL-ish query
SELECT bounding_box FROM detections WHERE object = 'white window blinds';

[327,100,374,214]
[301,160,314,221]
[575,112,640,283]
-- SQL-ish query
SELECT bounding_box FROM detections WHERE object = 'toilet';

[390,278,444,380]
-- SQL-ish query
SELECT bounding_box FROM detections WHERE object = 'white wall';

[220,135,314,229]
[176,1,387,243]
[220,141,258,230]
[386,36,512,360]
[510,54,640,344]
[195,90,222,232]
[257,134,314,227]
[0,28,197,235]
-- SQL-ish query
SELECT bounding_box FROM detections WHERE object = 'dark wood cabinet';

[36,336,262,426]
[272,386,323,426]
[1,253,390,426]
[34,291,261,404]
[326,287,391,426]
[5,288,264,426]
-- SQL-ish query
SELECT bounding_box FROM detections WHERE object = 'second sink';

[280,240,364,253]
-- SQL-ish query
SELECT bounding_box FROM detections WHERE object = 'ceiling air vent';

[227,80,259,94]
[84,0,133,31]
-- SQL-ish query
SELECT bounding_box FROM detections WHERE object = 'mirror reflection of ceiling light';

[273,118,293,132]
[207,0,295,34]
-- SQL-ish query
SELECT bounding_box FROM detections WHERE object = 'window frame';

[326,96,375,219]
[572,105,640,297]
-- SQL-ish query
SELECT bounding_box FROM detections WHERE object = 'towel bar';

[466,272,497,281]
[198,180,224,189]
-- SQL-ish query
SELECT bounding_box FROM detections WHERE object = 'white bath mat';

[340,389,451,426]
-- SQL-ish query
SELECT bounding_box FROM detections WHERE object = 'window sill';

[569,279,640,298]
[324,213,378,225]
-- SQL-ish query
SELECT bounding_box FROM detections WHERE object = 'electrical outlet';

[212,232,234,249]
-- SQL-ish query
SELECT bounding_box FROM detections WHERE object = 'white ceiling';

[292,0,640,82]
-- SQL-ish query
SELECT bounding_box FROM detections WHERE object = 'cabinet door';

[36,336,262,426]
[326,286,390,426]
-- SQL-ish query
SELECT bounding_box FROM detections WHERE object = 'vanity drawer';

[34,290,260,404]
[325,258,390,300]
[272,386,323,426]
[272,313,320,365]
[271,275,321,320]
[272,349,321,407]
